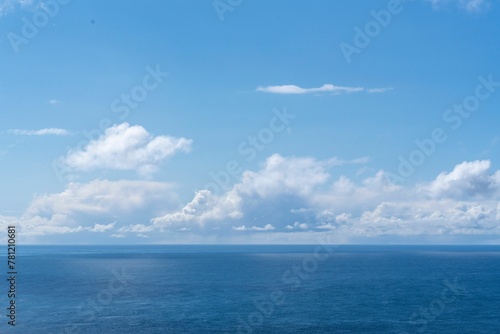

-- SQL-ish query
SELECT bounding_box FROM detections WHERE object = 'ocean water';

[1,245,499,333]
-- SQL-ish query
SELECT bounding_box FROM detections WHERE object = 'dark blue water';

[1,245,499,333]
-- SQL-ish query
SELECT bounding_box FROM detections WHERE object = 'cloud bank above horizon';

[3,154,500,244]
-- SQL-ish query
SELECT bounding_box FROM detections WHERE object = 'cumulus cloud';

[150,154,352,233]
[151,189,242,230]
[18,179,179,239]
[60,123,192,177]
[256,84,391,95]
[25,179,176,217]
[88,222,116,232]
[236,154,331,197]
[352,199,500,237]
[149,154,371,234]
[117,224,155,234]
[285,222,309,230]
[144,157,500,242]
[8,128,70,136]
[8,154,500,243]
[423,160,500,199]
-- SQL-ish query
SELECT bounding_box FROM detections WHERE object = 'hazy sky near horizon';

[1,0,500,244]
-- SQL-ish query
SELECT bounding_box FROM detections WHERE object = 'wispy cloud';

[232,224,276,231]
[0,0,37,16]
[8,128,70,136]
[426,0,490,12]
[256,84,392,95]
[367,87,393,94]
[49,99,64,105]
[461,0,487,11]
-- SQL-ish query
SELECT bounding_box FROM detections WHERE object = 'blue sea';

[1,245,499,333]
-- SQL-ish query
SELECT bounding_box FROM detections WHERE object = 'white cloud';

[232,224,276,231]
[426,0,490,12]
[18,179,178,239]
[145,157,500,242]
[462,0,487,11]
[367,87,393,94]
[256,84,391,95]
[151,189,242,230]
[423,160,500,199]
[88,222,115,232]
[117,224,155,234]
[150,154,369,234]
[61,123,192,177]
[49,99,64,105]
[8,128,70,136]
[150,154,354,232]
[353,199,500,237]
[285,222,309,230]
[0,0,35,16]
[335,213,352,222]
[236,154,331,197]
[8,154,500,243]
[25,179,176,217]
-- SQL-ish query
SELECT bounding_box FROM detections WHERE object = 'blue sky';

[0,0,499,244]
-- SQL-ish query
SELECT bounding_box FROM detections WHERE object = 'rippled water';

[3,245,499,333]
